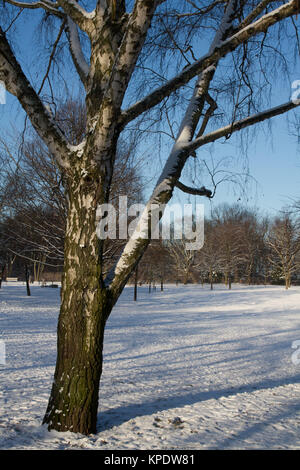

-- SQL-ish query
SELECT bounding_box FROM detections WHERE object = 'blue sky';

[1,6,300,219]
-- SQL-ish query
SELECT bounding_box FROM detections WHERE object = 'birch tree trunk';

[43,172,112,434]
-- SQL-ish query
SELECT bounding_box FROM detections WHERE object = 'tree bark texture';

[43,174,112,434]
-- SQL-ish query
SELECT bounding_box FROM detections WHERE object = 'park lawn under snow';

[0,282,300,450]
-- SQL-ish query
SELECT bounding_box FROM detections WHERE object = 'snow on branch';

[3,0,64,17]
[119,0,300,127]
[65,17,89,85]
[56,0,95,32]
[0,27,71,169]
[4,0,94,32]
[57,0,95,19]
[238,0,275,30]
[172,0,237,156]
[184,100,300,153]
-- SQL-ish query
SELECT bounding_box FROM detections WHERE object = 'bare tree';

[1,0,300,434]
[213,205,246,288]
[137,239,170,290]
[198,219,221,290]
[166,238,196,284]
[238,210,268,284]
[267,214,300,289]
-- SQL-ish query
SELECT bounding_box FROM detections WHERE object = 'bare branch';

[175,181,212,198]
[196,94,218,138]
[38,19,66,95]
[106,102,300,296]
[65,17,89,85]
[239,0,275,30]
[4,0,94,32]
[0,27,71,169]
[185,100,300,153]
[88,0,164,161]
[173,0,226,19]
[3,0,64,17]
[120,0,300,127]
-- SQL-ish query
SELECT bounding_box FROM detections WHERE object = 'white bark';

[65,17,90,84]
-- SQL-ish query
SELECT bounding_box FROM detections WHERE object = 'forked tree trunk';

[43,176,113,435]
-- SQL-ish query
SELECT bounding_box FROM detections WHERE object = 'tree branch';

[38,19,66,95]
[105,0,163,108]
[56,0,95,32]
[4,0,94,32]
[238,0,275,30]
[65,17,89,85]
[119,0,300,127]
[89,0,163,158]
[4,0,64,17]
[106,1,238,296]
[196,94,218,138]
[0,27,71,169]
[175,181,212,198]
[185,100,300,153]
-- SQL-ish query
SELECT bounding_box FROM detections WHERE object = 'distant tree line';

[2,157,300,292]
[133,204,300,292]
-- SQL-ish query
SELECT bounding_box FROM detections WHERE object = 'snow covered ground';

[0,282,300,450]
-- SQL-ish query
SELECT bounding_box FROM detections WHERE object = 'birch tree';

[1,0,300,435]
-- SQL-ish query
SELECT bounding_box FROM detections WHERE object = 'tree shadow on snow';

[97,372,300,432]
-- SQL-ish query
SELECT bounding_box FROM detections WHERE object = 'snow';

[1,282,300,449]
[66,17,90,79]
[62,0,96,20]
